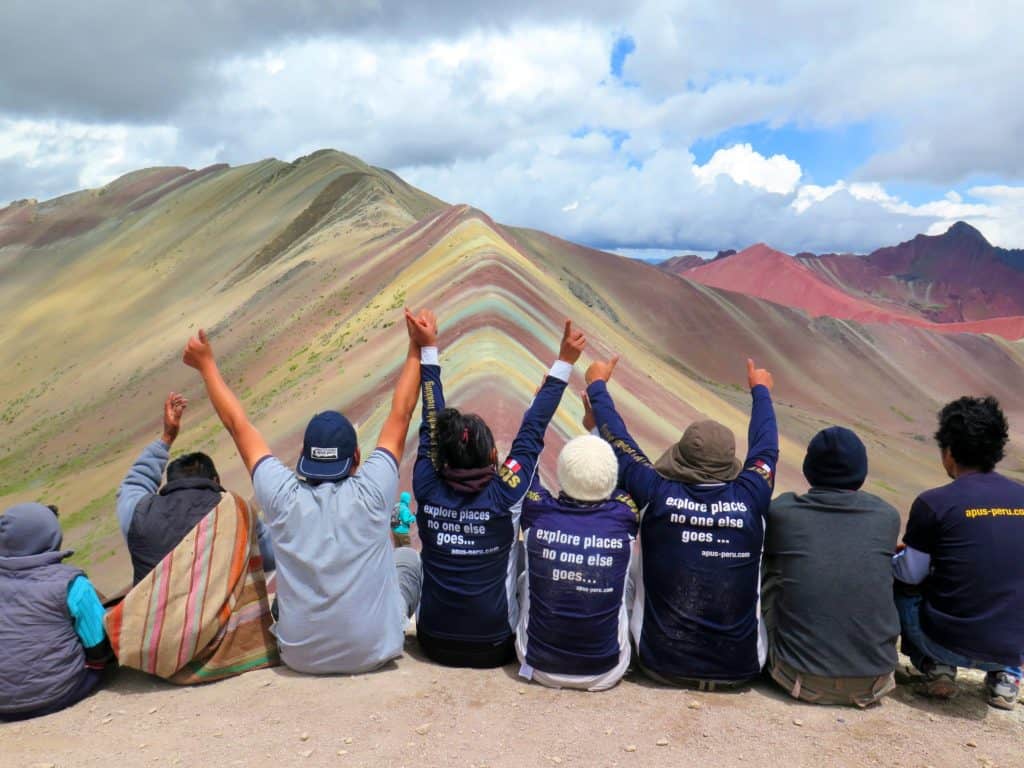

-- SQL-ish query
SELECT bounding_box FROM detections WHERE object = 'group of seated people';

[2,308,1022,722]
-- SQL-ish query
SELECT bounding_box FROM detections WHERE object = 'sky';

[1,1,1022,255]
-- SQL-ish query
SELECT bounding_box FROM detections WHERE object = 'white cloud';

[2,3,1024,253]
[694,143,802,195]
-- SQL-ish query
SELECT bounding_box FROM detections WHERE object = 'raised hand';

[183,329,215,371]
[558,319,586,364]
[162,392,188,446]
[581,391,596,432]
[747,358,774,391]
[405,308,438,348]
[585,355,619,385]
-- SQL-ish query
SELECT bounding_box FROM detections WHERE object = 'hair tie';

[462,427,469,443]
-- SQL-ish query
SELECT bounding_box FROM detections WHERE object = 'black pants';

[418,629,515,669]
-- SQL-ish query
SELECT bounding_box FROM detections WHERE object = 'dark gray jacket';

[0,551,86,715]
[763,488,900,677]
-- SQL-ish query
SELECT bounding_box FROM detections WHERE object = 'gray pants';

[394,547,422,618]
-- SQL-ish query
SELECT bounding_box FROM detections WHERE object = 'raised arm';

[116,392,186,537]
[375,310,426,461]
[584,356,661,509]
[183,330,271,475]
[496,320,584,503]
[735,358,779,502]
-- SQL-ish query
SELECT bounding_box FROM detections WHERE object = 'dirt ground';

[4,638,1021,768]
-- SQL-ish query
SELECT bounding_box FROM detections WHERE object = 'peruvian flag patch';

[504,458,522,473]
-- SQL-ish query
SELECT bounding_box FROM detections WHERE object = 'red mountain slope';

[681,242,1024,340]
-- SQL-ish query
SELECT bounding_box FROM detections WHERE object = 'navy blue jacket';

[414,362,568,643]
[520,477,638,676]
[587,380,778,682]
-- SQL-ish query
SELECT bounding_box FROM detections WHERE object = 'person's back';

[0,503,112,720]
[517,435,638,691]
[585,356,778,687]
[894,395,1024,709]
[412,318,585,667]
[183,312,428,675]
[254,448,406,673]
[909,472,1024,663]
[763,426,900,707]
[117,393,275,585]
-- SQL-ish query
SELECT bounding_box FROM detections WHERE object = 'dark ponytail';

[436,408,496,470]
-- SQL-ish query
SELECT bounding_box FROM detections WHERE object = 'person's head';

[436,408,496,470]
[655,419,741,484]
[0,502,63,558]
[802,426,868,491]
[557,435,619,502]
[167,452,220,484]
[935,396,1009,476]
[298,411,361,482]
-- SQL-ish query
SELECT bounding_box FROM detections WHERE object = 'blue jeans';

[895,592,1021,680]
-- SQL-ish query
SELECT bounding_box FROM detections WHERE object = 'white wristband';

[548,360,573,383]
[420,347,440,366]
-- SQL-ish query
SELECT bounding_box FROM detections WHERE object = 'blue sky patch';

[610,35,636,79]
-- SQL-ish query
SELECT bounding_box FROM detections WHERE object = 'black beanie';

[802,426,868,491]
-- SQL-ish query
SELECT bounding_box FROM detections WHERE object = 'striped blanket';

[104,491,279,684]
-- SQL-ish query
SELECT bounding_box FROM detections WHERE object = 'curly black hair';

[935,396,1009,472]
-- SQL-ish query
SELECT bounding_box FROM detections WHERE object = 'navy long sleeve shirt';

[587,380,779,682]
[413,354,570,643]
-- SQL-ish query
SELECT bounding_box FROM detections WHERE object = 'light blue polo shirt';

[253,449,405,674]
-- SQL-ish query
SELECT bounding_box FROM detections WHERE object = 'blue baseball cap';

[297,411,358,481]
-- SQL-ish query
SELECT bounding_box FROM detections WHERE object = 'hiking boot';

[919,660,957,699]
[985,671,1020,710]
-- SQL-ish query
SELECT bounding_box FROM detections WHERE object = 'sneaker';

[985,672,1020,710]
[920,660,958,699]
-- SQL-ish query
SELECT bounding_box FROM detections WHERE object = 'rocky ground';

[4,638,1021,768]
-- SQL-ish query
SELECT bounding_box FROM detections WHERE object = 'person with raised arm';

[516,432,638,691]
[411,313,585,668]
[116,392,275,586]
[585,356,778,689]
[182,313,426,675]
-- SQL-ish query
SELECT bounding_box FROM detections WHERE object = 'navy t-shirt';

[587,380,778,682]
[413,361,567,644]
[903,472,1024,667]
[520,478,638,676]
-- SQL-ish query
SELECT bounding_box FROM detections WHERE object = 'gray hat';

[654,420,742,484]
[0,503,63,557]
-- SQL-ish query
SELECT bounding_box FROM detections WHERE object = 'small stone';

[518,689,526,695]
[343,737,353,745]
[337,750,348,757]
[299,749,314,758]
[835,717,845,724]
[928,714,938,722]
[624,745,637,753]
[415,723,432,735]
[656,738,669,747]
[300,733,310,742]
[792,718,804,727]
[147,707,158,715]
[687,701,702,710]
[702,732,710,739]
[966,741,977,748]
[550,758,563,765]
[101,717,113,725]
[261,680,272,687]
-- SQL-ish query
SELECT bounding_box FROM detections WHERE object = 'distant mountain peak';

[944,220,989,244]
